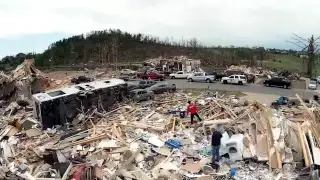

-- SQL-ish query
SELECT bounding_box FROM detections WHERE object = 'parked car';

[263,77,291,89]
[120,69,136,75]
[187,72,215,83]
[309,78,318,90]
[317,76,320,84]
[158,70,172,77]
[169,71,193,79]
[127,82,140,91]
[119,75,130,81]
[137,80,157,89]
[136,72,165,80]
[146,83,176,94]
[208,72,226,81]
[129,89,154,102]
[71,76,94,84]
[221,75,247,85]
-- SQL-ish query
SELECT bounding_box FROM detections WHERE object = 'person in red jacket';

[187,101,202,124]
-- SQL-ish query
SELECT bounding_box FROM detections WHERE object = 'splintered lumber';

[124,122,165,132]
[295,94,315,120]
[266,128,271,171]
[172,117,177,131]
[71,134,109,146]
[295,94,320,143]
[297,123,310,166]
[262,109,282,169]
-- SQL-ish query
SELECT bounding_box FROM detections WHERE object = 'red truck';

[136,72,165,80]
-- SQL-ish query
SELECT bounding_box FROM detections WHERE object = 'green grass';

[262,54,306,72]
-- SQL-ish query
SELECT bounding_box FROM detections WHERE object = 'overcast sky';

[0,0,319,58]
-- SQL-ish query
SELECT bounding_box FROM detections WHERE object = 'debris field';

[0,59,319,180]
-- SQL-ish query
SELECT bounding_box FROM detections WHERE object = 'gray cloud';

[0,0,319,49]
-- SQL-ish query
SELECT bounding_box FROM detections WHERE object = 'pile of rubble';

[145,56,200,65]
[0,72,15,101]
[226,65,262,75]
[1,88,320,179]
[0,60,118,103]
[0,59,54,101]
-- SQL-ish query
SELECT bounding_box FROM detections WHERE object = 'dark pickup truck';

[263,77,291,89]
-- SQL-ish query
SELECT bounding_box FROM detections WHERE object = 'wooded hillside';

[0,29,297,70]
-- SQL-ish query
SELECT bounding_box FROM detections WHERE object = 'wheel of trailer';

[238,81,243,85]
[206,79,212,83]
[223,80,227,84]
[188,78,193,82]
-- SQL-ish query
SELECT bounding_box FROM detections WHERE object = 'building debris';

[0,60,318,179]
[0,88,318,179]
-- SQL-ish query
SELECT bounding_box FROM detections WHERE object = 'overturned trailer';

[32,78,127,129]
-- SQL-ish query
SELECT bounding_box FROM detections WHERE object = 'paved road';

[164,79,319,99]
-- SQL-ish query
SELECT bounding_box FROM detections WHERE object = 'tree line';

[0,29,300,71]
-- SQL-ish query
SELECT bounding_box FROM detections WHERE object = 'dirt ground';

[258,78,306,89]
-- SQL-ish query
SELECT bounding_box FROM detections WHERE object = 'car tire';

[284,85,288,89]
[206,79,212,83]
[171,76,175,79]
[265,83,269,87]
[223,80,228,84]
[238,81,243,85]
[169,89,173,93]
[188,78,193,82]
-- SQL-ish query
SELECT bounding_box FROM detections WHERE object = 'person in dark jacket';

[187,101,202,124]
[211,127,223,165]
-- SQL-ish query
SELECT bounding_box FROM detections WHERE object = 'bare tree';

[255,47,265,67]
[287,34,320,77]
[188,38,198,48]
[112,37,119,69]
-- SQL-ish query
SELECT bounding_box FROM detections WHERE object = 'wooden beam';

[297,123,310,166]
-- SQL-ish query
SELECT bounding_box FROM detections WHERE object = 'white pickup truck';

[187,72,215,83]
[221,74,247,85]
[169,71,193,79]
